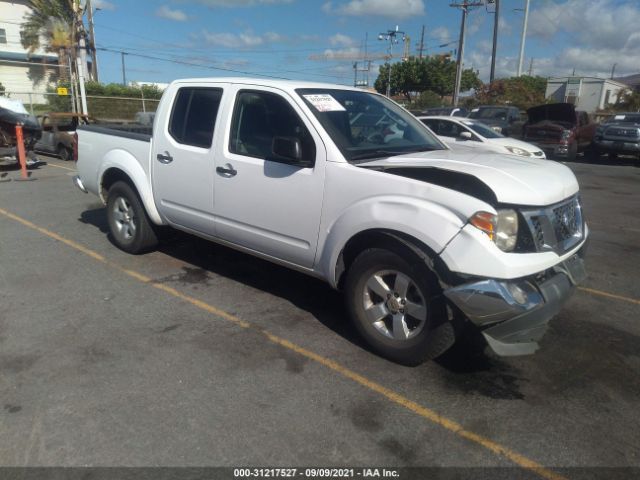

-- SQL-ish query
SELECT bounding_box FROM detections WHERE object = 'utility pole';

[121,51,127,86]
[450,1,483,106]
[378,26,406,98]
[86,0,99,82]
[528,57,534,76]
[72,0,88,115]
[489,0,500,83]
[610,63,617,79]
[417,25,425,59]
[516,0,530,77]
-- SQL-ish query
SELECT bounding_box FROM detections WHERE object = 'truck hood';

[358,148,579,206]
[527,103,576,126]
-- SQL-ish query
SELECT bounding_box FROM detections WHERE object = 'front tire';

[106,181,158,254]
[344,248,448,365]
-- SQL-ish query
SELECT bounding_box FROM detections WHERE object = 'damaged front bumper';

[444,251,586,356]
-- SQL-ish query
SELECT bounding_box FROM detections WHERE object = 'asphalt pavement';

[0,154,638,479]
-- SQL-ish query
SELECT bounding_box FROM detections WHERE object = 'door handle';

[156,151,173,164]
[216,163,237,177]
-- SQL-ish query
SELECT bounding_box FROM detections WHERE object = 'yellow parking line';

[0,206,565,480]
[578,287,640,306]
[46,162,76,172]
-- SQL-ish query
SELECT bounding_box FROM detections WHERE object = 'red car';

[523,103,596,160]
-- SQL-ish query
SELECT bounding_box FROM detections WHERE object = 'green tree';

[615,89,640,111]
[20,0,77,82]
[374,57,481,104]
[475,75,547,110]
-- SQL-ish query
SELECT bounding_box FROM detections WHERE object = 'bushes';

[46,82,164,120]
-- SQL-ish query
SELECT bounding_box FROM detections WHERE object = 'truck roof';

[169,77,362,92]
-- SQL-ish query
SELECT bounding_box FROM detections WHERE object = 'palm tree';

[20,0,77,82]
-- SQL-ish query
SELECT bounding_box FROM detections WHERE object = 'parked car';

[593,112,640,160]
[34,112,91,161]
[468,105,522,137]
[418,116,545,158]
[523,103,596,161]
[73,78,587,365]
[0,97,41,164]
[420,106,468,117]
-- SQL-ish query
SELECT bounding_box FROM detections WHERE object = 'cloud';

[320,46,362,60]
[187,0,293,6]
[329,33,356,48]
[201,30,287,48]
[156,5,188,21]
[430,26,450,44]
[92,0,115,10]
[322,0,425,20]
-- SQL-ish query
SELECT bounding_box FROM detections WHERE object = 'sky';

[88,0,640,87]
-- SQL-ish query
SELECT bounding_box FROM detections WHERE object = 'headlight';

[505,146,531,157]
[469,209,519,252]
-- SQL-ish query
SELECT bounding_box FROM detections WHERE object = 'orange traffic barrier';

[14,125,34,182]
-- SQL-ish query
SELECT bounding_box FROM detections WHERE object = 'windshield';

[469,108,508,120]
[606,114,640,124]
[464,120,504,138]
[296,88,445,162]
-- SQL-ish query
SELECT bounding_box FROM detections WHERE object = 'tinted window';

[169,87,223,148]
[230,90,315,165]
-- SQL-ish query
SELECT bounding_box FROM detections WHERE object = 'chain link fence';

[3,91,160,122]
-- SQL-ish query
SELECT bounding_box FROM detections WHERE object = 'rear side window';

[169,87,223,148]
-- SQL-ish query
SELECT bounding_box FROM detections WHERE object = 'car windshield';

[296,88,445,162]
[469,108,508,120]
[607,114,640,124]
[463,120,504,138]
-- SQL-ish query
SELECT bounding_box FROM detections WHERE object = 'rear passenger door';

[152,84,225,235]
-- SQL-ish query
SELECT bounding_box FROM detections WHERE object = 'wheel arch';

[98,153,164,225]
[334,229,455,291]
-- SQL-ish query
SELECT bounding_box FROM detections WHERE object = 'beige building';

[0,0,60,106]
[545,76,629,113]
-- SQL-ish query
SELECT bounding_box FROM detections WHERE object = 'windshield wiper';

[349,146,439,162]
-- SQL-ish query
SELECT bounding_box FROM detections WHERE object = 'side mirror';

[459,131,473,140]
[271,136,312,167]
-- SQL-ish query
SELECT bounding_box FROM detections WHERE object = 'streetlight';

[378,25,406,98]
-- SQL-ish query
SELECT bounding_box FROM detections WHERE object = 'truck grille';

[520,196,584,254]
[605,127,639,138]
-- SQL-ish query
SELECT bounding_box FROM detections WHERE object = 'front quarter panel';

[316,162,493,286]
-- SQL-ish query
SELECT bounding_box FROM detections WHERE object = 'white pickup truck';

[74,78,587,365]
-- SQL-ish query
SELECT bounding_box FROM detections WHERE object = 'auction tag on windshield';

[303,94,346,112]
[614,115,626,120]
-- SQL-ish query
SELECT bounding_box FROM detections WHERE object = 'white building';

[0,0,60,106]
[545,76,629,113]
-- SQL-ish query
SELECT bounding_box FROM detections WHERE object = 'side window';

[169,87,223,148]
[421,119,439,133]
[440,120,463,137]
[230,90,316,166]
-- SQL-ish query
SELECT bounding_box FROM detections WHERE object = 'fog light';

[506,283,528,305]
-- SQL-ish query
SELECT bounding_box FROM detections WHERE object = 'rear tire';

[57,144,72,161]
[344,247,449,365]
[106,181,158,254]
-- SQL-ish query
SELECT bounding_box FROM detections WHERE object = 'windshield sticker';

[614,115,626,120]
[303,94,346,112]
